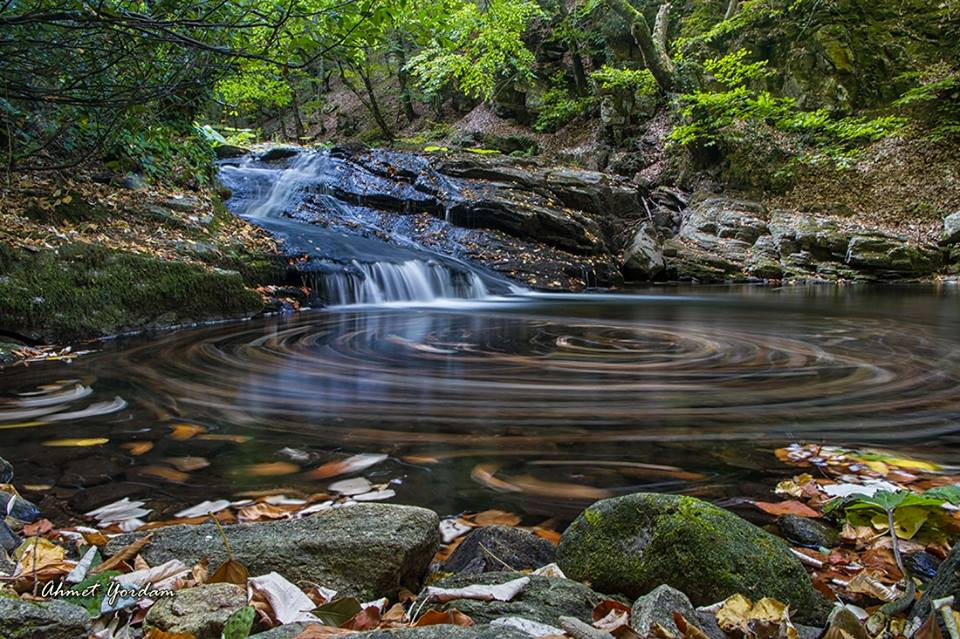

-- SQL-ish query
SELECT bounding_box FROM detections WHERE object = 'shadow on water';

[1,284,959,522]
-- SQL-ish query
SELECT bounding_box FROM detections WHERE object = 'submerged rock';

[414,571,604,626]
[442,526,556,576]
[777,515,839,549]
[0,598,91,639]
[105,504,439,600]
[556,493,829,625]
[631,585,698,637]
[144,583,247,639]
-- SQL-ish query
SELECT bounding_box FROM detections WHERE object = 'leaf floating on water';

[328,477,373,496]
[139,465,190,483]
[164,456,210,472]
[42,437,109,447]
[169,423,206,440]
[122,441,154,456]
[470,463,521,493]
[85,498,152,525]
[196,433,251,444]
[353,489,396,502]
[308,453,388,480]
[752,500,821,517]
[174,500,232,518]
[237,502,296,522]
[471,510,522,527]
[245,461,300,477]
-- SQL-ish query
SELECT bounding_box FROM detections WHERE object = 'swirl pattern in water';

[1,287,959,518]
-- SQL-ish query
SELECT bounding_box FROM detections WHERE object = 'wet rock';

[0,490,41,522]
[60,456,125,487]
[911,542,960,623]
[415,571,604,626]
[0,598,91,639]
[1,519,20,552]
[557,493,830,625]
[777,515,839,549]
[622,223,665,281]
[631,585,698,637]
[845,234,942,276]
[161,195,201,212]
[144,583,247,639]
[258,146,302,162]
[942,211,960,245]
[106,504,439,600]
[442,526,556,576]
[215,144,251,159]
[68,481,149,513]
[115,172,147,191]
[0,456,12,482]
[905,551,941,581]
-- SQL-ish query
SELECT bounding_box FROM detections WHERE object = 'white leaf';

[422,576,529,603]
[248,571,320,625]
[353,489,396,502]
[531,563,566,578]
[491,616,565,637]
[66,546,98,584]
[821,480,901,498]
[329,477,372,496]
[115,559,189,589]
[174,500,231,518]
[439,518,473,544]
[86,498,151,524]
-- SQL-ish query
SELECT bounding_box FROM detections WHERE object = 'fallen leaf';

[209,559,249,586]
[415,609,475,627]
[123,441,155,456]
[42,437,109,447]
[248,571,320,625]
[753,501,821,518]
[164,456,210,472]
[471,510,521,527]
[145,629,197,639]
[170,423,206,440]
[421,576,529,603]
[92,534,152,575]
[139,465,190,482]
[245,462,300,476]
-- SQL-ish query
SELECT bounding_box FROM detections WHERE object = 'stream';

[1,150,958,524]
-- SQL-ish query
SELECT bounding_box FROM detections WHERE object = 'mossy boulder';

[0,598,91,639]
[415,571,605,626]
[556,493,829,625]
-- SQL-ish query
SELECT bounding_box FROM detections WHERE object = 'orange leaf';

[209,559,249,586]
[470,510,521,527]
[170,423,206,440]
[415,609,475,627]
[244,462,300,477]
[145,629,197,639]
[293,626,356,638]
[342,606,381,631]
[753,500,820,518]
[92,534,152,575]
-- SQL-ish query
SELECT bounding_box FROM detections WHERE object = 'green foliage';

[825,488,960,540]
[591,66,658,96]
[223,606,256,639]
[534,73,594,133]
[894,63,960,139]
[108,125,215,186]
[703,49,773,88]
[407,0,542,99]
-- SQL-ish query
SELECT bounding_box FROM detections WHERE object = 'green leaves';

[825,488,960,540]
[223,606,256,639]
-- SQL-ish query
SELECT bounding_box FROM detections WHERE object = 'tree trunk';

[396,36,417,123]
[359,70,393,140]
[604,0,674,93]
[725,0,740,20]
[283,67,305,141]
[653,2,676,75]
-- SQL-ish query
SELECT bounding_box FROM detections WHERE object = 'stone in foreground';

[557,493,829,625]
[415,571,604,626]
[911,541,960,623]
[0,598,91,639]
[442,525,556,576]
[144,583,247,639]
[106,504,439,600]
[631,585,698,637]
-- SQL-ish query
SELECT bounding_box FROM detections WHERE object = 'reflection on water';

[1,285,959,521]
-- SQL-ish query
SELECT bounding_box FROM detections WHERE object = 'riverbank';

[1,443,958,638]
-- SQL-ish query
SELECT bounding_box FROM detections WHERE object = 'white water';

[219,150,500,306]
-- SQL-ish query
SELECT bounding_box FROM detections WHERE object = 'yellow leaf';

[42,437,108,447]
[170,423,206,440]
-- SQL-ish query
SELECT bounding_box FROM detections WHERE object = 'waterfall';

[307,260,489,306]
[218,149,507,307]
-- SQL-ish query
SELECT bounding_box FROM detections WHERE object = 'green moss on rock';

[556,493,830,625]
[0,243,263,342]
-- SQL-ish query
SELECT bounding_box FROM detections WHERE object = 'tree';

[603,0,675,93]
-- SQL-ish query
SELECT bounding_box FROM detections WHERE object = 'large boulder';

[106,504,439,600]
[442,526,556,576]
[942,212,960,246]
[144,583,247,639]
[622,223,665,280]
[415,571,604,626]
[556,493,829,625]
[0,598,91,639]
[844,234,942,276]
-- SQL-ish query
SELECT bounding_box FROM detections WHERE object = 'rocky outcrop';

[556,492,829,625]
[105,504,439,600]
[941,211,960,246]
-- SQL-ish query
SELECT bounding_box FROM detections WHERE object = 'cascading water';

[218,150,502,305]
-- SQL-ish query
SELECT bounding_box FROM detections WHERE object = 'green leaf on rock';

[222,605,256,639]
[313,597,363,627]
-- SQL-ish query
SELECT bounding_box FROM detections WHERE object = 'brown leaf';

[169,423,206,440]
[415,609,475,627]
[144,629,197,639]
[915,613,945,639]
[208,559,249,586]
[91,534,152,575]
[470,510,521,527]
[122,441,155,456]
[753,501,821,518]
[342,606,381,631]
[673,613,711,639]
[21,519,54,536]
[245,462,301,477]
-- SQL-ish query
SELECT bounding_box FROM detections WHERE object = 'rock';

[1,520,21,552]
[0,598,91,639]
[215,144,250,159]
[556,493,829,625]
[631,585,698,637]
[68,481,149,513]
[0,490,41,522]
[144,583,247,639]
[844,235,942,276]
[942,212,960,245]
[114,172,147,190]
[60,456,125,487]
[911,540,960,623]
[248,623,314,639]
[777,515,838,549]
[161,195,201,212]
[415,571,604,626]
[106,504,439,600]
[0,456,12,482]
[358,626,531,639]
[258,146,302,162]
[622,223,665,281]
[905,551,941,581]
[442,526,556,576]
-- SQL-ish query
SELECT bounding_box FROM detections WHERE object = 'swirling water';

[1,285,959,520]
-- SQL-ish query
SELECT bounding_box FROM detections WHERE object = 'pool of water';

[2,284,959,522]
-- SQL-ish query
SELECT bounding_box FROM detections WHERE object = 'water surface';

[2,284,958,521]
